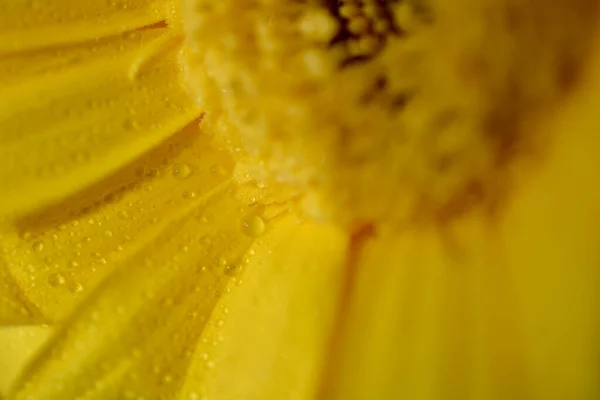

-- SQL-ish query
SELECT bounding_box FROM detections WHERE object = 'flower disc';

[181,0,598,228]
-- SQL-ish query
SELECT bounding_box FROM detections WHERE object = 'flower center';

[326,0,397,62]
[180,0,598,229]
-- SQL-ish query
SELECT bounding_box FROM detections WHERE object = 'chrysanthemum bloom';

[1,0,599,399]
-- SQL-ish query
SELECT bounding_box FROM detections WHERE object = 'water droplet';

[118,210,130,219]
[172,163,192,180]
[104,230,113,238]
[210,164,227,175]
[68,281,84,293]
[47,273,66,287]
[20,232,32,240]
[123,119,140,131]
[183,191,197,199]
[32,241,45,252]
[240,215,266,237]
[224,264,239,277]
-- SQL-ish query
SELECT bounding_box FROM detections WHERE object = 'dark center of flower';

[180,0,599,229]
[328,0,397,63]
[326,0,432,66]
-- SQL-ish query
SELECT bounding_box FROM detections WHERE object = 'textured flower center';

[180,0,598,228]
[325,0,396,62]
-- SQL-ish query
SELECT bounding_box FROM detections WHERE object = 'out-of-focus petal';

[0,326,52,396]
[180,215,347,400]
[8,184,259,400]
[0,0,170,53]
[326,46,600,400]
[0,28,200,219]
[0,121,234,323]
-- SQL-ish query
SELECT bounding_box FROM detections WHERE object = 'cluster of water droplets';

[3,121,260,320]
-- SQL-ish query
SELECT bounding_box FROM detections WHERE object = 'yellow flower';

[1,1,599,399]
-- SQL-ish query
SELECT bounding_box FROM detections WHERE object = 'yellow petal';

[180,215,348,400]
[9,184,258,400]
[0,0,169,53]
[0,326,52,396]
[0,121,234,323]
[326,46,600,400]
[497,65,600,399]
[0,27,200,219]
[0,261,44,325]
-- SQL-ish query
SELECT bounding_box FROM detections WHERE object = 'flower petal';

[180,215,348,400]
[0,0,169,53]
[497,69,600,399]
[325,54,600,400]
[0,121,234,323]
[0,27,200,219]
[8,184,257,399]
[0,261,44,325]
[0,326,52,396]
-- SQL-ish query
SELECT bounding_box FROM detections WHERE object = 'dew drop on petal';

[183,191,197,199]
[118,210,130,219]
[47,273,66,287]
[172,163,192,180]
[68,281,84,293]
[240,215,266,237]
[224,264,238,277]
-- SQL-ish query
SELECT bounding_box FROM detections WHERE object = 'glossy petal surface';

[0,122,233,323]
[0,0,169,53]
[9,185,257,400]
[0,28,199,218]
[181,215,347,400]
